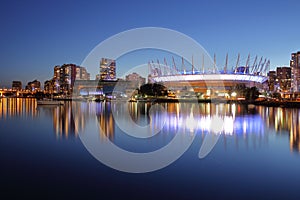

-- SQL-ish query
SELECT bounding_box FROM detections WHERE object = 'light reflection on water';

[1,98,300,153]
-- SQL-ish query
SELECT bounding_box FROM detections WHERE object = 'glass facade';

[100,58,116,80]
[291,52,300,92]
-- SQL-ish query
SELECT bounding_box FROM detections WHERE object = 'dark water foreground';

[1,98,300,199]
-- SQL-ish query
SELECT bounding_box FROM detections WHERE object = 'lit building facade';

[59,64,77,94]
[291,51,300,92]
[44,64,90,95]
[267,71,276,92]
[95,74,101,80]
[100,58,116,80]
[76,66,90,80]
[125,72,146,87]
[12,81,22,91]
[26,80,41,92]
[276,67,291,92]
[44,79,54,93]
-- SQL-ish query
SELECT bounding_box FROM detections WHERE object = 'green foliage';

[272,92,281,99]
[230,84,260,101]
[140,83,167,96]
[245,87,260,101]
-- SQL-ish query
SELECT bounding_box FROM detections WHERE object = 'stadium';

[148,54,269,97]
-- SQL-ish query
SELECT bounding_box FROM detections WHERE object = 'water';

[1,98,300,199]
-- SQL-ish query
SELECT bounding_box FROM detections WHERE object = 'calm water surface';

[1,98,300,199]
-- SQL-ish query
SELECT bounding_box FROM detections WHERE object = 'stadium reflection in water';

[1,98,300,153]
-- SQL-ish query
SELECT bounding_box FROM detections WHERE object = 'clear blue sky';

[0,0,299,87]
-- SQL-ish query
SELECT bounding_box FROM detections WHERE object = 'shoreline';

[2,96,300,108]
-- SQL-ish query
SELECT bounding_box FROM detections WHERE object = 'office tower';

[290,51,300,92]
[26,80,41,92]
[276,67,291,92]
[100,58,116,80]
[12,81,22,91]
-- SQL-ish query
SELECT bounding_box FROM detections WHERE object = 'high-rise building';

[60,64,77,94]
[125,72,146,87]
[52,65,61,93]
[76,66,90,80]
[12,81,22,91]
[267,71,276,92]
[290,51,300,92]
[26,80,41,92]
[45,64,90,95]
[95,74,101,80]
[100,58,116,80]
[276,67,291,92]
[44,79,54,94]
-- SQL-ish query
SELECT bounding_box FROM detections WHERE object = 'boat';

[37,99,64,106]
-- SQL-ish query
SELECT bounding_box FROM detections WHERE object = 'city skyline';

[1,0,300,87]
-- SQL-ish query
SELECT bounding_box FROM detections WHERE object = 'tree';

[230,84,260,101]
[272,92,281,100]
[231,83,247,97]
[140,83,167,96]
[245,87,260,101]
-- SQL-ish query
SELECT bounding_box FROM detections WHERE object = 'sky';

[0,0,299,88]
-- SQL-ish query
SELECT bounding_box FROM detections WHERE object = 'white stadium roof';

[151,74,268,84]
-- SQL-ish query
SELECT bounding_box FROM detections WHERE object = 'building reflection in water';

[49,102,106,139]
[1,98,300,153]
[38,101,116,140]
[51,102,76,139]
[258,106,300,153]
[0,98,37,119]
[96,102,114,140]
[51,102,115,140]
[124,102,267,150]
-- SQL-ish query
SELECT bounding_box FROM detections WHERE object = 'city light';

[152,74,268,84]
[231,92,237,97]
